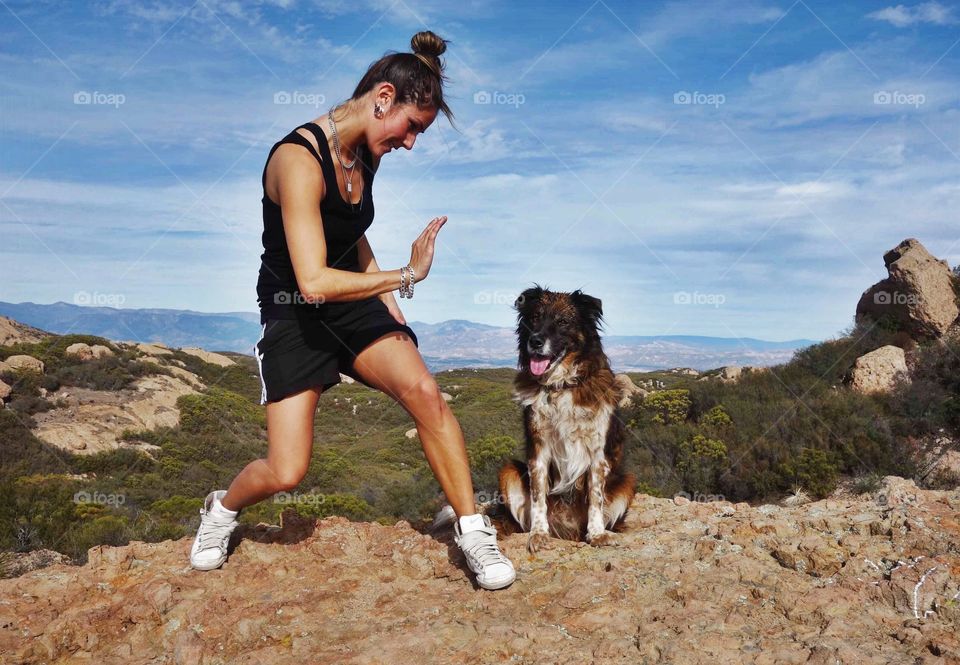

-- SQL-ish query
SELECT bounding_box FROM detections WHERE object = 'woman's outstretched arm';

[359,233,407,324]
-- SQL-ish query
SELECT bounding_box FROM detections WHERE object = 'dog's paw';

[527,531,553,554]
[586,530,621,547]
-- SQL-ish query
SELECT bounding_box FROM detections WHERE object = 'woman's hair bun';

[411,30,448,58]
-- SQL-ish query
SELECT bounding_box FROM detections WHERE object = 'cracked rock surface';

[2,476,959,664]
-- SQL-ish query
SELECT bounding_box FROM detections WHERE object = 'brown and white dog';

[499,285,637,553]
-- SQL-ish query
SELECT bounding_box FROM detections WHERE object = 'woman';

[189,31,515,590]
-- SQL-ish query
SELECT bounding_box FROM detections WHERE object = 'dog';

[499,285,637,553]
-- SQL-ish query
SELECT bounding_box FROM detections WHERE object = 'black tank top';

[256,122,376,323]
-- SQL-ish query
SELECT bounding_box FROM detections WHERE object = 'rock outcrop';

[856,238,959,339]
[32,373,203,453]
[64,342,115,361]
[614,373,648,407]
[0,354,45,373]
[0,315,49,346]
[179,347,236,367]
[848,345,910,394]
[2,478,959,664]
[132,341,174,357]
[719,365,743,382]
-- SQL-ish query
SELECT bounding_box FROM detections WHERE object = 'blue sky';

[1,0,958,340]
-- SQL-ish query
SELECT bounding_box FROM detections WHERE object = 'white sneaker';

[190,490,239,571]
[453,514,516,590]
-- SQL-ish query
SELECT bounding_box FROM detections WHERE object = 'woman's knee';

[265,460,308,492]
[403,376,449,419]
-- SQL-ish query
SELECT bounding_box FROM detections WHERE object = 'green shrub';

[676,434,728,495]
[149,495,204,520]
[699,404,733,429]
[467,434,520,491]
[636,389,692,425]
[291,493,374,521]
[778,447,839,499]
[852,472,883,495]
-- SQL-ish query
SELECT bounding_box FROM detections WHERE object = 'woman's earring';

[374,103,384,119]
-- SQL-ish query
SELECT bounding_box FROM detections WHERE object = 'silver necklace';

[327,108,362,210]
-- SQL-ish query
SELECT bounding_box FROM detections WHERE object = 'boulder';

[405,427,418,440]
[849,345,909,394]
[179,347,235,367]
[614,373,647,407]
[856,238,959,339]
[1,354,44,373]
[0,379,10,402]
[719,366,743,382]
[65,342,115,361]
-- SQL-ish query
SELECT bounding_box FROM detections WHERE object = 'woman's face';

[369,102,438,158]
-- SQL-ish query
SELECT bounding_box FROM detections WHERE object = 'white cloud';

[866,2,956,27]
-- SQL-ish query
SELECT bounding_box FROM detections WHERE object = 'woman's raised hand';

[408,215,447,282]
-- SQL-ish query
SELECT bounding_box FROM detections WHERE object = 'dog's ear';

[571,289,603,328]
[514,285,544,312]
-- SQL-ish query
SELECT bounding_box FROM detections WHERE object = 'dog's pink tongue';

[529,355,551,376]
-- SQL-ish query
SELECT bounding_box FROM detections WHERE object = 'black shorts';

[254,297,419,404]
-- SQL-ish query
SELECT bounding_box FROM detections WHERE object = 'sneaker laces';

[197,511,236,551]
[460,528,511,568]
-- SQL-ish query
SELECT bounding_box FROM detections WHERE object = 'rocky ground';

[2,476,959,664]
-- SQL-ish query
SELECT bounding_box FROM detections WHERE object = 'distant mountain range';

[0,301,817,372]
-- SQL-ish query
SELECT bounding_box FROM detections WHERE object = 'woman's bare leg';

[349,332,477,518]
[220,386,323,511]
